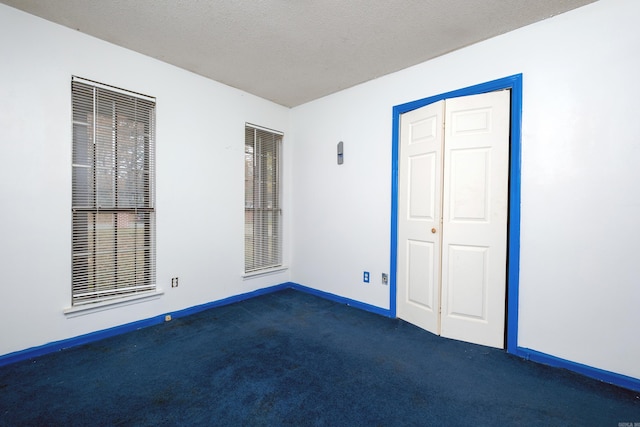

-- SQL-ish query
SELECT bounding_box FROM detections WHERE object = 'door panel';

[397,100,444,335]
[408,153,437,220]
[448,148,490,221]
[446,244,488,320]
[407,240,435,309]
[440,90,510,348]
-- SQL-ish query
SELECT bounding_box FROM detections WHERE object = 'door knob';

[431,228,437,234]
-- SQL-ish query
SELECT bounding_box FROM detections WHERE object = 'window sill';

[63,290,164,318]
[242,265,288,279]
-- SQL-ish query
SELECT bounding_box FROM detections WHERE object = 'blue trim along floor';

[1,288,638,426]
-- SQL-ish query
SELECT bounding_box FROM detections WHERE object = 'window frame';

[244,123,283,275]
[70,76,157,307]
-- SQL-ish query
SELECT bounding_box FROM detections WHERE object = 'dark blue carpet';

[0,289,638,426]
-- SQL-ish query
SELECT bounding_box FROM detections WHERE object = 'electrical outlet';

[363,271,370,283]
[171,277,179,288]
[382,273,388,285]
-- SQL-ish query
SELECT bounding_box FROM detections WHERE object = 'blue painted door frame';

[389,74,523,354]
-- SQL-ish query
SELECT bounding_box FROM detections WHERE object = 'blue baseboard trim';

[3,283,638,394]
[0,315,166,368]
[0,283,290,368]
[0,282,390,368]
[514,346,640,393]
[169,283,290,320]
[288,282,392,318]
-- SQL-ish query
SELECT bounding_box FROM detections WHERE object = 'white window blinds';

[245,124,282,273]
[71,77,156,306]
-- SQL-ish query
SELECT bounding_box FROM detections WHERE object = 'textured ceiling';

[2,0,597,107]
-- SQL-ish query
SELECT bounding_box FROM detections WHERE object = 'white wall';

[0,5,291,356]
[291,0,640,380]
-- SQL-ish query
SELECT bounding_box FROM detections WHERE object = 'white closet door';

[397,100,445,335]
[440,90,510,348]
[397,90,510,349]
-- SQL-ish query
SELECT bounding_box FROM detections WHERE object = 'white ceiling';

[2,0,597,107]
